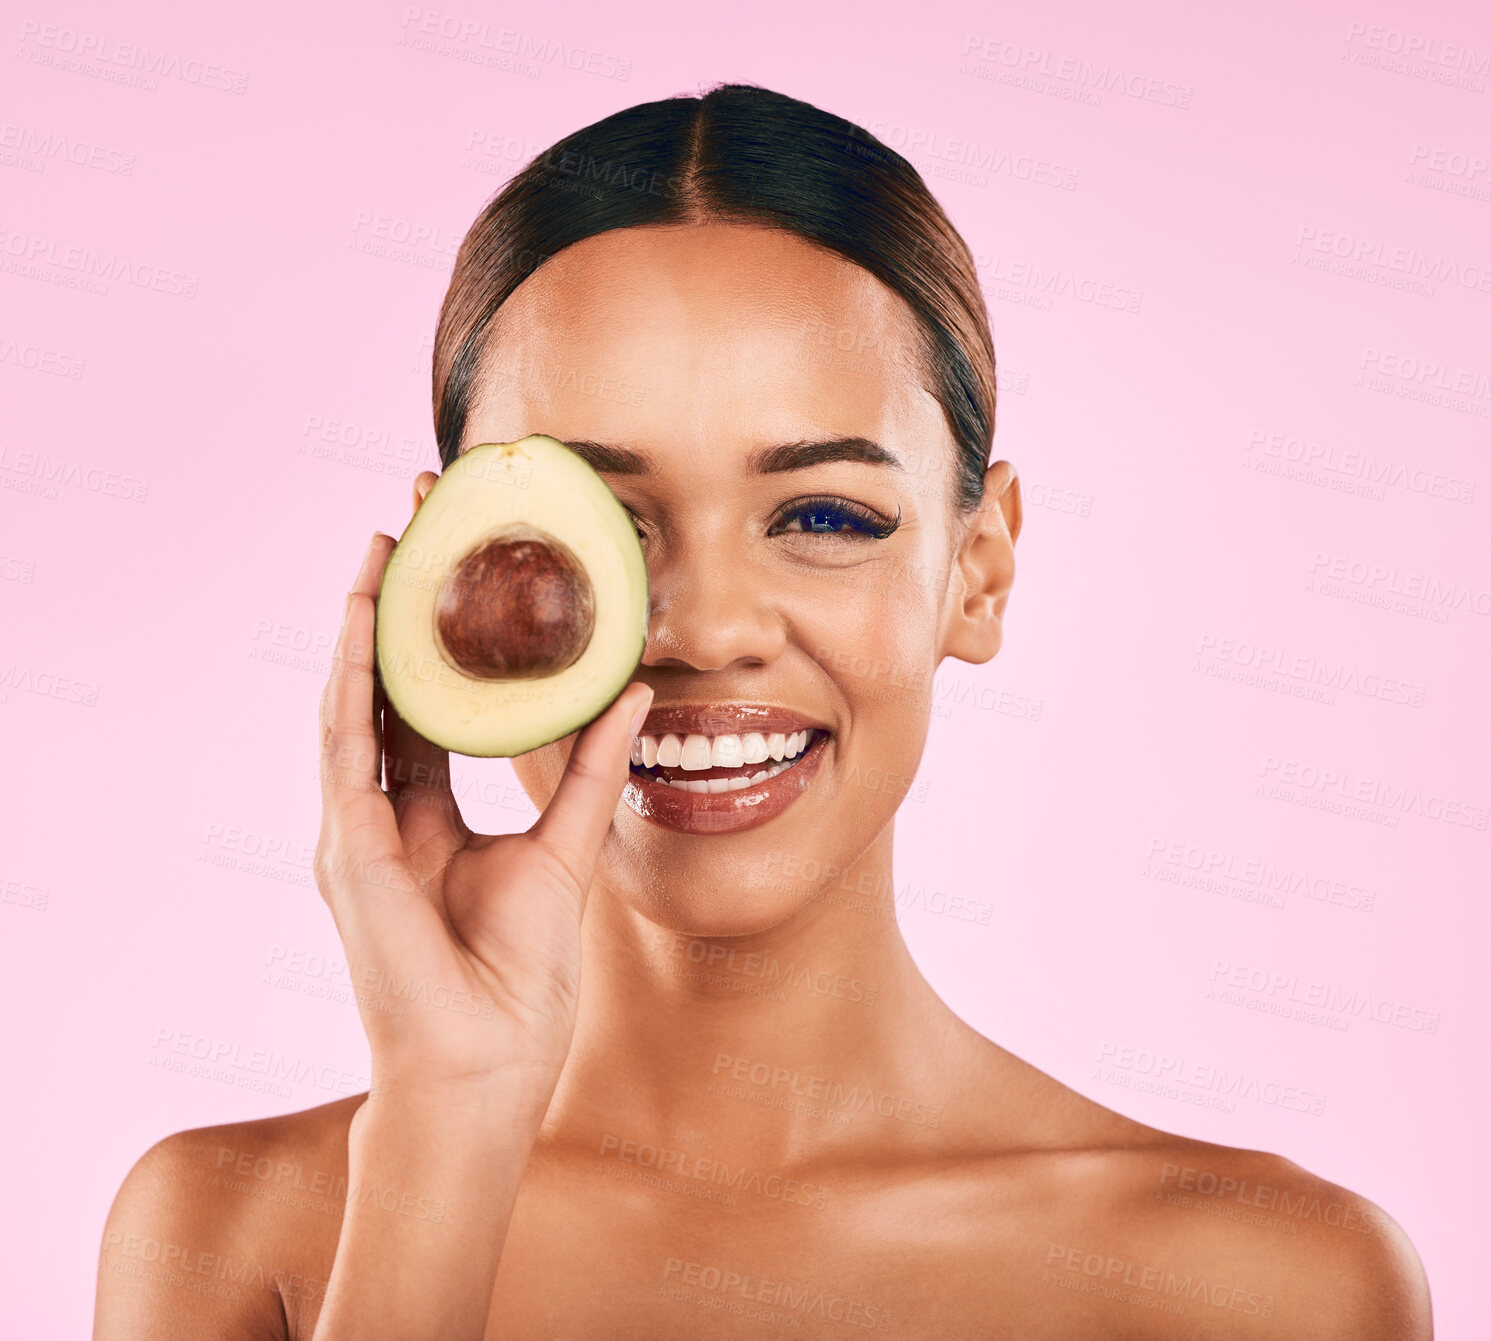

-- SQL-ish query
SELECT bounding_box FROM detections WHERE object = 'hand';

[314,532,651,1113]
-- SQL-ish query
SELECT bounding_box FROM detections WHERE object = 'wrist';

[361,1066,558,1128]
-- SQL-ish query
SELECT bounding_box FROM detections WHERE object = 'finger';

[529,682,652,892]
[383,691,469,857]
[318,533,401,874]
[371,662,387,793]
[412,470,439,516]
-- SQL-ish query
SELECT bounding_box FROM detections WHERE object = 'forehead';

[464,222,947,474]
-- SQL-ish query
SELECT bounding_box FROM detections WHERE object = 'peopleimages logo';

[598,1133,830,1208]
[1095,1041,1327,1115]
[1207,961,1441,1034]
[397,7,633,80]
[0,122,135,174]
[1307,551,1491,621]
[1405,144,1491,202]
[1244,426,1479,498]
[0,662,101,707]
[1044,1243,1274,1318]
[0,445,149,502]
[956,35,1193,109]
[0,227,199,298]
[1294,226,1491,296]
[1141,838,1378,913]
[1192,633,1427,708]
[1258,756,1488,831]
[16,21,250,93]
[661,1257,894,1330]
[1408,142,1491,181]
[972,250,1143,313]
[1356,349,1491,423]
[0,335,85,379]
[842,117,1080,192]
[149,1028,370,1097]
[1159,1163,1380,1235]
[710,1053,943,1128]
[656,933,880,1005]
[1343,21,1489,76]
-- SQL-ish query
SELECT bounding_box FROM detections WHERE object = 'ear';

[412,470,439,516]
[941,460,1020,665]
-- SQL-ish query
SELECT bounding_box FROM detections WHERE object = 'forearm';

[311,1084,548,1341]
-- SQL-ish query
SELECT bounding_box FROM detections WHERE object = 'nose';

[641,545,788,672]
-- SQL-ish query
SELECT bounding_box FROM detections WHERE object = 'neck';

[541,827,969,1170]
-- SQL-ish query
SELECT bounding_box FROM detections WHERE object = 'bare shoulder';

[1061,1131,1433,1339]
[935,1044,1433,1337]
[95,1094,364,1340]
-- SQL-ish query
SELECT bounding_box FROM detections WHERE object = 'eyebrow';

[562,439,652,474]
[561,436,903,476]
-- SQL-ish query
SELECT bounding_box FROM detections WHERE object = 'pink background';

[3,0,1487,1334]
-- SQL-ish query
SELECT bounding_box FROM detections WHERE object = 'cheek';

[790,576,937,833]
[510,736,574,808]
[795,558,947,716]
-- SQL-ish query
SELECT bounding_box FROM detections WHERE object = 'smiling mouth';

[621,706,831,834]
[629,727,822,793]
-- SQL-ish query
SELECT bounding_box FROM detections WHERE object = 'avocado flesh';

[375,435,649,757]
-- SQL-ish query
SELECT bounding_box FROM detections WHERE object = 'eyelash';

[769,496,901,541]
[625,497,902,543]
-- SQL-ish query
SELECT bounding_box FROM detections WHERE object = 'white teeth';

[661,778,692,793]
[634,726,824,792]
[710,734,745,768]
[658,760,794,792]
[631,729,816,770]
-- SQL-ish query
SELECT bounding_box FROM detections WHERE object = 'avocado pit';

[433,526,596,681]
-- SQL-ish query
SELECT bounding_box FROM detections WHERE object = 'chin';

[603,822,838,941]
[521,701,916,939]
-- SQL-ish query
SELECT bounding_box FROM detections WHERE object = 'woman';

[95,84,1431,1339]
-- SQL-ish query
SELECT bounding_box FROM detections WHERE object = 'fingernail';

[627,686,653,736]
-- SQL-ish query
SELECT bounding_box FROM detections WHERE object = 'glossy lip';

[637,702,831,738]
[622,728,831,835]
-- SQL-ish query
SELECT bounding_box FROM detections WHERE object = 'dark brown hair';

[433,82,996,509]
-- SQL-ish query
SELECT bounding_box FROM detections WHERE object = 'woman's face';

[452,222,1012,936]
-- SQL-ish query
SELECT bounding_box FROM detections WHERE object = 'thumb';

[528,682,652,891]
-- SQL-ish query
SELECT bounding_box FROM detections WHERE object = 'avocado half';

[374,435,649,757]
